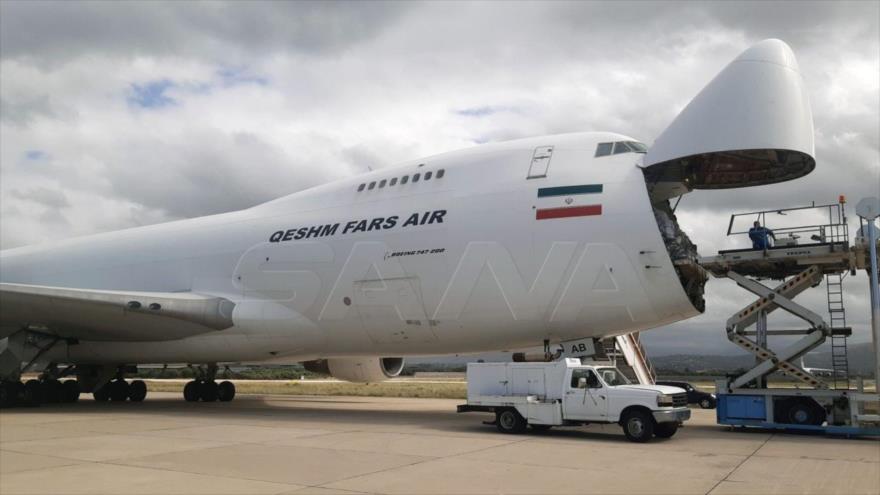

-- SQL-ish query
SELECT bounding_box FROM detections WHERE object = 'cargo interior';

[646,192,706,313]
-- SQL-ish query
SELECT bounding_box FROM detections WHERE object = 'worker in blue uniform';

[749,221,776,250]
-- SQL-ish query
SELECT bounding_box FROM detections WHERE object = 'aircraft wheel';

[200,381,219,402]
[109,380,130,402]
[93,383,111,402]
[0,381,13,407]
[183,380,199,402]
[61,380,80,403]
[23,379,43,406]
[128,380,147,402]
[217,381,236,402]
[42,379,63,404]
[6,380,27,406]
[9,381,25,406]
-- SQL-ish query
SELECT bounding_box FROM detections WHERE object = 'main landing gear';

[92,378,148,402]
[183,364,236,403]
[1,362,83,408]
[1,378,81,407]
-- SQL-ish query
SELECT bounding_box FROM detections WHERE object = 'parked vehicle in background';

[656,381,716,409]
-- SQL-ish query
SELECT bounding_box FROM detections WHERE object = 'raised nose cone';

[734,38,800,71]
[643,39,814,198]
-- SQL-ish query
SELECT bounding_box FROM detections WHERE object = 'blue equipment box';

[718,394,766,420]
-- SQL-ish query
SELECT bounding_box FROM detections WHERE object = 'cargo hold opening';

[643,149,815,194]
[647,192,707,313]
[639,147,814,315]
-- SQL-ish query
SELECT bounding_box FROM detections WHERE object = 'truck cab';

[458,359,691,442]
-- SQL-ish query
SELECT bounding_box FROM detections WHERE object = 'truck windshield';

[597,368,630,386]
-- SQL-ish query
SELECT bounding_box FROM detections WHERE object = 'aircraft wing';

[0,283,235,342]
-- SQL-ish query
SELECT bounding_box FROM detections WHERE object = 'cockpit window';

[595,142,613,157]
[597,141,647,158]
[613,141,632,154]
[627,141,647,153]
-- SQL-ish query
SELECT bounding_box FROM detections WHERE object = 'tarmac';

[1,392,878,495]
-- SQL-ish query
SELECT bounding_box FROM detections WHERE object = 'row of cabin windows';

[357,168,445,192]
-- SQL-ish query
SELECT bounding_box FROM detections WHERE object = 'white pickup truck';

[457,358,691,442]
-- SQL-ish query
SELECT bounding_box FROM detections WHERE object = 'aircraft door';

[563,369,608,421]
[352,276,437,344]
[526,146,554,179]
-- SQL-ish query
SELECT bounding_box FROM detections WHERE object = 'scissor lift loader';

[699,200,880,436]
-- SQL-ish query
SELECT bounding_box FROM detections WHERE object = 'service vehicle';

[457,358,691,442]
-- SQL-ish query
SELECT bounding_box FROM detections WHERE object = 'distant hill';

[407,343,877,377]
[652,342,876,376]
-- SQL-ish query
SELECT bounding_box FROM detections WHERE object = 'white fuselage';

[0,131,699,365]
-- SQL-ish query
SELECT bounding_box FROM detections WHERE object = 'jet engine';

[302,357,404,383]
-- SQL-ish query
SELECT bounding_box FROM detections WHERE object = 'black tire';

[61,380,80,403]
[699,398,714,409]
[109,380,130,402]
[217,381,236,402]
[200,381,219,402]
[530,424,552,432]
[0,382,11,408]
[42,379,62,404]
[10,381,25,405]
[787,400,824,426]
[128,380,147,402]
[495,408,527,434]
[654,422,678,438]
[183,381,199,402]
[24,379,44,406]
[93,383,111,402]
[621,409,655,443]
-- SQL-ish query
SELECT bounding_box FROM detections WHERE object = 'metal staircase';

[604,333,656,385]
[825,272,850,389]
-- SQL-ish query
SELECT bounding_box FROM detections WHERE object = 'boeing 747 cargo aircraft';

[0,39,816,405]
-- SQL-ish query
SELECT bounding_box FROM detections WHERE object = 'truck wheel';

[786,400,823,426]
[496,408,526,434]
[654,422,678,438]
[621,409,654,443]
[700,398,713,409]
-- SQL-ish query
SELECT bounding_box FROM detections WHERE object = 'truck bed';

[458,395,563,425]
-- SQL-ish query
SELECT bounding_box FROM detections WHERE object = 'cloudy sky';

[1,1,878,355]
